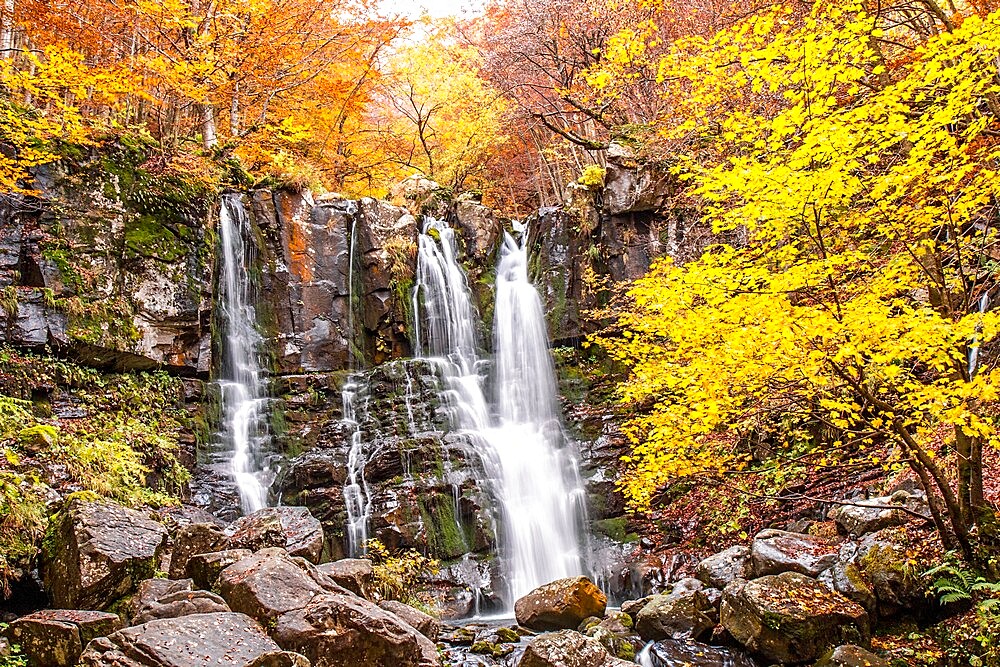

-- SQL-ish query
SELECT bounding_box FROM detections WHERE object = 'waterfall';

[487,231,586,600]
[216,194,270,514]
[411,217,585,605]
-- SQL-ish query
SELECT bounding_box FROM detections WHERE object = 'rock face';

[40,499,169,610]
[217,548,438,667]
[518,630,632,667]
[750,529,839,578]
[0,145,214,373]
[78,612,303,667]
[227,506,325,563]
[514,577,608,631]
[276,359,499,569]
[720,572,870,664]
[252,192,416,373]
[3,610,121,667]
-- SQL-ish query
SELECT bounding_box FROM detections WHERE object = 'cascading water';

[411,217,586,605]
[487,230,586,600]
[216,194,270,514]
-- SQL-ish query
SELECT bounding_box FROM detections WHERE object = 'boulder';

[518,630,633,667]
[815,644,889,667]
[227,506,324,563]
[378,600,440,640]
[3,610,121,667]
[168,522,229,578]
[638,639,756,667]
[696,546,751,589]
[216,547,438,666]
[186,548,253,590]
[750,529,839,578]
[635,591,715,642]
[218,548,344,625]
[721,572,870,664]
[317,559,374,598]
[514,577,608,631]
[78,612,307,667]
[272,593,440,667]
[854,530,927,616]
[40,499,169,609]
[828,491,928,537]
[818,545,877,614]
[583,611,639,662]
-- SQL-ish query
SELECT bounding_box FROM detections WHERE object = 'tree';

[595,1,1000,568]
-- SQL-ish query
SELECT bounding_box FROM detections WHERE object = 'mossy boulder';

[514,576,608,631]
[3,609,121,667]
[720,572,870,664]
[39,498,168,610]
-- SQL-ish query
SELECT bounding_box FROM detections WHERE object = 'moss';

[471,641,513,657]
[41,247,85,293]
[0,286,18,317]
[125,216,186,262]
[495,627,520,643]
[418,492,469,559]
[593,517,639,543]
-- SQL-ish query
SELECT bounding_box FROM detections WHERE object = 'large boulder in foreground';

[218,548,438,667]
[378,600,441,640]
[3,610,121,667]
[515,577,608,631]
[227,506,324,563]
[750,529,839,578]
[78,612,308,667]
[721,572,870,664]
[40,499,168,609]
[518,630,633,667]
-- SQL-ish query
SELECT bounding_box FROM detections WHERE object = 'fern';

[925,553,1000,617]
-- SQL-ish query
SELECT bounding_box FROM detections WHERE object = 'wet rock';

[584,612,639,662]
[828,491,929,537]
[168,522,229,578]
[453,199,502,259]
[815,644,889,667]
[721,572,870,664]
[750,529,839,578]
[620,597,649,620]
[638,639,756,667]
[78,612,305,667]
[40,499,169,610]
[272,593,440,667]
[514,577,608,631]
[317,559,374,598]
[186,548,253,591]
[518,629,633,667]
[227,506,324,563]
[378,600,440,640]
[635,591,715,642]
[696,546,751,589]
[3,610,121,667]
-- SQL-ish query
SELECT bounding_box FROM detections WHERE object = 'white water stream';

[411,218,586,603]
[217,194,270,514]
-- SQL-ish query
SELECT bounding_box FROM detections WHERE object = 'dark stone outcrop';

[377,600,440,640]
[39,499,169,610]
[634,590,715,642]
[750,529,840,578]
[3,610,121,667]
[696,545,751,590]
[815,644,889,667]
[720,572,870,664]
[186,549,253,591]
[168,522,229,578]
[514,577,608,631]
[78,612,305,667]
[317,559,374,598]
[638,639,756,667]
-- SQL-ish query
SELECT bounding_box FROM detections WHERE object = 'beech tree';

[594,1,1000,567]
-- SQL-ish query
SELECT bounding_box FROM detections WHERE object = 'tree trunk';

[202,103,218,149]
[1,0,14,59]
